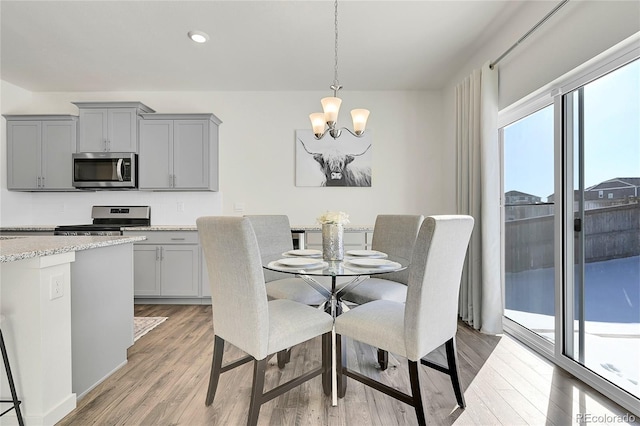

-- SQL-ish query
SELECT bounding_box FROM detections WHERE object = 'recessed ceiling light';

[188,30,209,44]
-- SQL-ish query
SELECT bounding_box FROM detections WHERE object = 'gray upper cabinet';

[73,102,155,153]
[3,115,77,191]
[139,113,221,191]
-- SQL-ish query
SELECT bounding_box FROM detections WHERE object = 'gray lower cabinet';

[138,113,221,191]
[126,231,200,299]
[73,102,154,153]
[305,230,373,251]
[3,115,77,191]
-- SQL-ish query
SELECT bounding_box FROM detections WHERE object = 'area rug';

[134,316,168,341]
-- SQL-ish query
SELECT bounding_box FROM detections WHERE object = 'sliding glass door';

[503,105,556,342]
[500,46,639,414]
[564,59,639,399]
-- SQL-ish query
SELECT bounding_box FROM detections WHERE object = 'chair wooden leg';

[408,360,426,426]
[205,335,225,406]
[247,358,267,426]
[276,348,291,369]
[445,337,466,408]
[337,334,347,398]
[377,348,389,370]
[322,332,332,396]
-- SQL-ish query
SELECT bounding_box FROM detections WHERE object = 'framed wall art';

[295,129,373,187]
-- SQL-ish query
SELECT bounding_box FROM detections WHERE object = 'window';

[500,49,639,414]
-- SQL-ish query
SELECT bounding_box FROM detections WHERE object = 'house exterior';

[504,190,542,205]
[585,177,640,202]
[504,190,552,221]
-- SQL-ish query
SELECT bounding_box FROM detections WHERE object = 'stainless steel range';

[54,206,151,236]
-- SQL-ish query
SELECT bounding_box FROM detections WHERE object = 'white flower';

[317,211,350,225]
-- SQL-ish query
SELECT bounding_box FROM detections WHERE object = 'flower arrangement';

[317,211,350,226]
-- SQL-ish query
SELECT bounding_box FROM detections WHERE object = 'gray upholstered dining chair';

[245,215,326,306]
[342,214,424,369]
[245,215,330,368]
[197,216,333,426]
[335,215,474,426]
[343,214,424,304]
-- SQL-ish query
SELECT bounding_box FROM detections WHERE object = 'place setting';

[282,248,323,258]
[269,256,328,271]
[343,254,402,272]
[344,249,388,259]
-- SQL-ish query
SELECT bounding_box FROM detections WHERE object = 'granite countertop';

[0,225,56,232]
[125,225,373,232]
[1,225,374,233]
[124,225,198,231]
[0,235,146,263]
[291,225,373,232]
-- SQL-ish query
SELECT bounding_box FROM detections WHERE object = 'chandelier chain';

[333,0,339,87]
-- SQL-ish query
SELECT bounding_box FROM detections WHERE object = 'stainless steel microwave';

[72,152,137,189]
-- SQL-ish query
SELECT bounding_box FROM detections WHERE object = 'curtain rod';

[490,0,570,70]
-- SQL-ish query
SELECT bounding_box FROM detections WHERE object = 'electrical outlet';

[50,274,64,300]
[233,202,245,213]
[177,202,185,212]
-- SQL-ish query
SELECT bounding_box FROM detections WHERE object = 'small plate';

[286,249,322,257]
[348,258,398,268]
[346,250,387,258]
[277,257,324,268]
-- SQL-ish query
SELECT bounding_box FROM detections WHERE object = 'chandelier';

[309,0,370,140]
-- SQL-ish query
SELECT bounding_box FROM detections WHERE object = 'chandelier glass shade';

[309,0,369,140]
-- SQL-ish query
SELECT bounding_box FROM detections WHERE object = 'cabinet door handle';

[37,176,40,187]
[156,247,160,261]
[160,247,164,261]
[41,176,45,187]
[170,238,185,241]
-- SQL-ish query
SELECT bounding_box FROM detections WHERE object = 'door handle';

[116,159,124,181]
[41,176,45,188]
[156,247,160,261]
[574,218,582,232]
[37,176,41,187]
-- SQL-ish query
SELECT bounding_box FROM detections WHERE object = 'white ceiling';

[1,1,525,92]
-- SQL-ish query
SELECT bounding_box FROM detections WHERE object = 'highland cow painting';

[295,130,372,187]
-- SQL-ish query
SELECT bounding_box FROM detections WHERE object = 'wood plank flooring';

[57,304,637,425]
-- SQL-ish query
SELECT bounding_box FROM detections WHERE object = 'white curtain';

[455,61,503,335]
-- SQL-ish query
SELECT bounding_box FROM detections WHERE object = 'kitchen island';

[0,235,144,426]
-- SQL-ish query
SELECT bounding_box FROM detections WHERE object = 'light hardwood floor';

[57,304,637,425]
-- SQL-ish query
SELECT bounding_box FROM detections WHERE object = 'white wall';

[439,0,640,213]
[1,86,444,226]
[4,1,636,227]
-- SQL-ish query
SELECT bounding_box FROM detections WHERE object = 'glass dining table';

[263,250,409,406]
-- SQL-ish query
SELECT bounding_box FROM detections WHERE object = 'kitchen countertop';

[0,225,56,232]
[124,225,373,232]
[0,235,146,263]
[1,225,374,233]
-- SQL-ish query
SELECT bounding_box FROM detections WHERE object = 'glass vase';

[322,223,344,261]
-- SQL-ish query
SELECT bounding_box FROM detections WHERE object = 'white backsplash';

[0,189,224,226]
